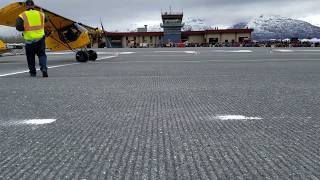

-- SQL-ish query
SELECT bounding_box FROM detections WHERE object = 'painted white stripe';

[1,119,57,126]
[47,51,135,55]
[47,63,80,69]
[97,52,135,55]
[0,53,14,56]
[184,51,197,54]
[46,51,74,55]
[154,51,186,53]
[212,50,253,53]
[207,58,320,62]
[273,49,320,53]
[97,52,114,55]
[96,58,320,64]
[96,56,117,61]
[23,119,56,125]
[272,49,294,52]
[0,63,79,77]
[101,60,201,64]
[216,115,262,120]
[143,55,193,57]
[295,50,320,52]
[0,70,30,77]
[119,52,136,55]
[0,56,116,77]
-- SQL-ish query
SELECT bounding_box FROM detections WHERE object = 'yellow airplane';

[0,2,101,62]
[0,39,10,55]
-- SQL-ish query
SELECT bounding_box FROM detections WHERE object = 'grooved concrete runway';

[0,48,320,179]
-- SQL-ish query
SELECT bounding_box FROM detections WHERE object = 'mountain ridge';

[231,15,320,40]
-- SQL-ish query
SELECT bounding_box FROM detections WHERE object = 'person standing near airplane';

[16,0,48,77]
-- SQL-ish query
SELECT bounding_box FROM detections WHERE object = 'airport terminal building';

[105,12,254,48]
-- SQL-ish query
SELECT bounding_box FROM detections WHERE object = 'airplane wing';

[0,40,5,49]
[0,2,93,52]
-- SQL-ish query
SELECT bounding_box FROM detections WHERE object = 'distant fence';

[0,48,25,57]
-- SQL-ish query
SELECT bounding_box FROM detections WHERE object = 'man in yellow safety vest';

[16,0,48,77]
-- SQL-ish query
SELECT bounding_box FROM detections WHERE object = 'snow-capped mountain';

[182,18,213,31]
[147,24,162,32]
[127,18,215,32]
[232,15,320,40]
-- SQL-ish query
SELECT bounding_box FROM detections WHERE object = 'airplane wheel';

[88,50,97,61]
[76,51,89,62]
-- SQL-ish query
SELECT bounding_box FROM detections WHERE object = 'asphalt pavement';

[0,47,320,179]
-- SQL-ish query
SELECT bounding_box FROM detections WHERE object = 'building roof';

[206,29,254,33]
[183,29,254,35]
[105,32,163,36]
[105,29,254,37]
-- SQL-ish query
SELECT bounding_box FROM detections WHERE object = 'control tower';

[160,9,184,43]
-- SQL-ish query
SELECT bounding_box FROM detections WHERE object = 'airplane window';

[61,25,81,42]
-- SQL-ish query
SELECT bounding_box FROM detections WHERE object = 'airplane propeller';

[100,18,111,48]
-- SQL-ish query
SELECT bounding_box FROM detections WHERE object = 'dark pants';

[25,37,47,74]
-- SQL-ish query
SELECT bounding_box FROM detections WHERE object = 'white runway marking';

[207,58,320,62]
[215,115,262,120]
[97,52,135,55]
[102,60,201,64]
[184,51,197,54]
[272,49,294,52]
[0,56,116,77]
[119,52,136,55]
[47,63,80,69]
[47,51,134,55]
[46,51,74,55]
[212,50,253,53]
[1,119,57,126]
[0,70,30,77]
[154,51,187,53]
[273,49,320,53]
[97,52,114,55]
[153,50,197,55]
[23,119,56,125]
[142,55,194,57]
[96,56,117,61]
[154,50,197,54]
[295,50,320,52]
[99,58,320,64]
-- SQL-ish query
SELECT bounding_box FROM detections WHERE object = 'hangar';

[104,11,253,48]
[105,29,253,48]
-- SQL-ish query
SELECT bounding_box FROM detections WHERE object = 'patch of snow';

[182,17,214,31]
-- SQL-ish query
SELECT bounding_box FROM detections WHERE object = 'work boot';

[42,71,48,78]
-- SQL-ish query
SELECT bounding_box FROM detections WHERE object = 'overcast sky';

[1,0,320,36]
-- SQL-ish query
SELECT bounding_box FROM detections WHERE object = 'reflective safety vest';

[19,10,45,41]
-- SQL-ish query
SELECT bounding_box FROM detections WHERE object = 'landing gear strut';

[76,50,97,62]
